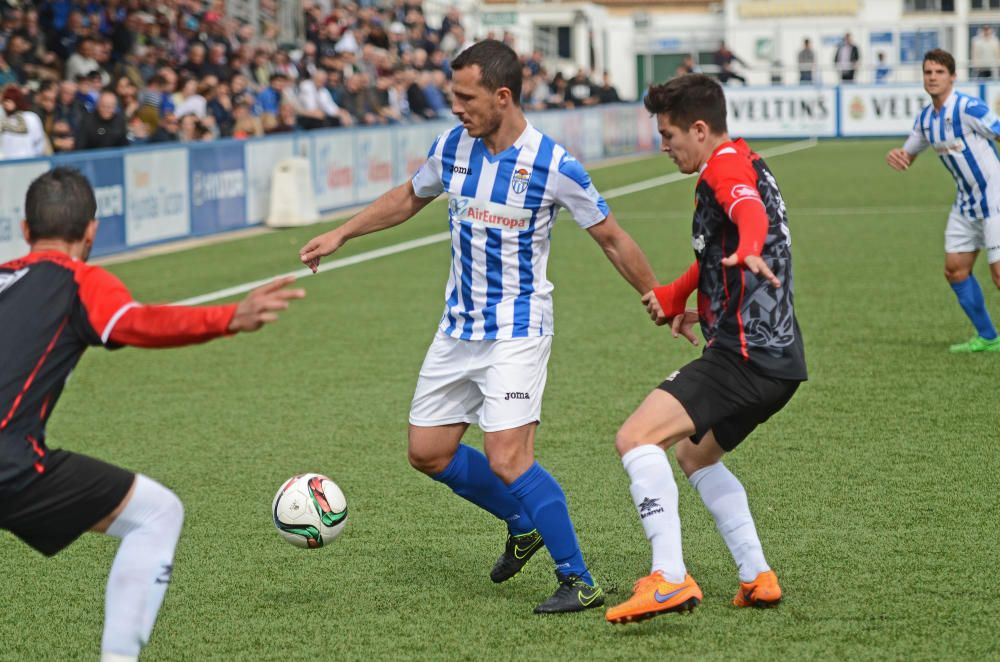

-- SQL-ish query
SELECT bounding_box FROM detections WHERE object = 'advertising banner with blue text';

[0,159,49,262]
[189,141,248,235]
[124,148,190,246]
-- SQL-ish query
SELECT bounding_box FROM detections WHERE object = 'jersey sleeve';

[702,153,769,262]
[903,113,930,155]
[552,151,610,229]
[702,153,767,220]
[410,132,445,198]
[76,265,236,348]
[963,97,1000,139]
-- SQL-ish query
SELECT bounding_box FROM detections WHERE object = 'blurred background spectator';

[0,0,631,160]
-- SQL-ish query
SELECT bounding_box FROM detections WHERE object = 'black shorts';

[657,348,800,452]
[0,450,135,556]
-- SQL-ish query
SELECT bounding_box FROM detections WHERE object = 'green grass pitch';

[2,139,998,660]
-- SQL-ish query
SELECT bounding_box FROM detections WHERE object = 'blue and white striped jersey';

[411,122,610,341]
[904,91,1000,220]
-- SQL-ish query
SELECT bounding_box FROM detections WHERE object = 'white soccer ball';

[272,473,348,548]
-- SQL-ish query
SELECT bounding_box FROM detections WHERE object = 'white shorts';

[409,332,552,432]
[945,207,1000,264]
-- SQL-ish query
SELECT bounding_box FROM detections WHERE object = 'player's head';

[922,49,955,98]
[450,39,522,138]
[644,74,728,174]
[24,167,98,257]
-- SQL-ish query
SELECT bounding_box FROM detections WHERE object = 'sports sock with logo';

[950,275,998,340]
[508,462,593,585]
[621,444,687,583]
[688,462,769,583]
[432,444,534,535]
[102,474,185,660]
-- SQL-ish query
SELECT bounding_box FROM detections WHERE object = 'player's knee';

[150,484,184,539]
[407,446,450,476]
[944,265,970,283]
[486,451,525,484]
[614,429,645,457]
[990,269,1000,290]
[674,444,707,478]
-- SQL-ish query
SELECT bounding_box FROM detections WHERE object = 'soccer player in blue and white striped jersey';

[300,40,662,613]
[887,48,1000,353]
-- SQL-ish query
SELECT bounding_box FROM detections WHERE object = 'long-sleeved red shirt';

[0,250,236,487]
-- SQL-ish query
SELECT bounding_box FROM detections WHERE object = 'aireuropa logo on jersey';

[448,196,532,231]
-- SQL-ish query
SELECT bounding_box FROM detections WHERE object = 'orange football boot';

[733,570,782,607]
[605,571,702,624]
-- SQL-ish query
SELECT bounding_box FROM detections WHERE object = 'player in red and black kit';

[605,74,807,624]
[0,168,304,661]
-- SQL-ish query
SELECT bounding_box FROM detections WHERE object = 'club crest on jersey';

[511,168,531,195]
[730,184,760,200]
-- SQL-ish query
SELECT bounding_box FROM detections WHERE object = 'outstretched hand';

[299,231,344,273]
[721,253,780,289]
[670,310,700,346]
[886,148,913,172]
[228,276,306,333]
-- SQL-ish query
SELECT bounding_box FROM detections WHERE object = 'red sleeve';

[729,199,768,263]
[108,303,237,348]
[77,264,237,348]
[653,261,699,318]
[702,153,768,264]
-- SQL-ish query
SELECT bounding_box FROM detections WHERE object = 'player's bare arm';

[585,213,659,295]
[228,276,306,332]
[886,147,915,171]
[299,181,436,272]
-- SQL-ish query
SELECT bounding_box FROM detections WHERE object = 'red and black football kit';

[652,139,807,450]
[0,250,236,554]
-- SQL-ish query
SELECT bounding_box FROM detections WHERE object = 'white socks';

[688,462,769,582]
[101,475,185,660]
[622,445,687,583]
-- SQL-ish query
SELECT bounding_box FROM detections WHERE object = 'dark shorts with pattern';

[0,450,135,556]
[657,348,800,452]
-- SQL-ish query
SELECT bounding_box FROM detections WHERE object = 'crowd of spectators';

[0,0,624,160]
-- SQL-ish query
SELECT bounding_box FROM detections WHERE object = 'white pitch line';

[175,138,818,305]
[175,233,449,305]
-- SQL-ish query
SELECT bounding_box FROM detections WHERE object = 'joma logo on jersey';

[511,168,531,194]
[448,164,472,175]
[505,391,530,400]
[692,235,706,253]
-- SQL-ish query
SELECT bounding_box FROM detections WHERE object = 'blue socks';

[433,444,534,535]
[951,275,997,340]
[509,462,593,585]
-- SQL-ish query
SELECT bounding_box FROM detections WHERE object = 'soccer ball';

[272,473,348,548]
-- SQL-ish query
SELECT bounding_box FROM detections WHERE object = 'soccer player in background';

[0,168,304,661]
[605,74,807,624]
[886,49,1000,353]
[300,40,661,613]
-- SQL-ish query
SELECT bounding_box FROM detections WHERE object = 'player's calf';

[101,475,184,661]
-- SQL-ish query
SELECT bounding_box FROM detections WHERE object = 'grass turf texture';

[2,139,998,660]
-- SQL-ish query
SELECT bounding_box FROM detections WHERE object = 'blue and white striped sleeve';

[552,152,610,229]
[963,98,1000,139]
[902,110,930,156]
[411,133,445,198]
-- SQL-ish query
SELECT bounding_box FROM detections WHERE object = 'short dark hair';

[643,73,727,134]
[451,39,522,105]
[25,168,97,241]
[923,48,955,76]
